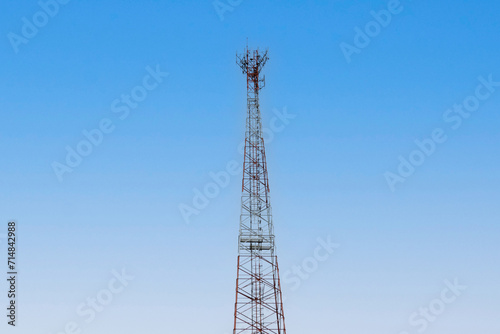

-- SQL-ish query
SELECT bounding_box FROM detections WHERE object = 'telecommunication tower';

[232,47,287,334]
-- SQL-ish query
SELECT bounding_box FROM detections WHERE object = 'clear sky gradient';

[0,1,499,333]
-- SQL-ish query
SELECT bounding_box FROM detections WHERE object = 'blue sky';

[0,0,499,333]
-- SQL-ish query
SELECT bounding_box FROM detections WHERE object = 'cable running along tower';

[233,47,287,334]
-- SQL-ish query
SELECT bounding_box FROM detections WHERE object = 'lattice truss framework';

[233,47,287,334]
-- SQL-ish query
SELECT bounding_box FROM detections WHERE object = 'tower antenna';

[233,46,287,334]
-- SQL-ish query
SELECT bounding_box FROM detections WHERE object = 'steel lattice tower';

[233,47,287,334]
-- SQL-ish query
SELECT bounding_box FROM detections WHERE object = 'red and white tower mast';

[233,47,287,334]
